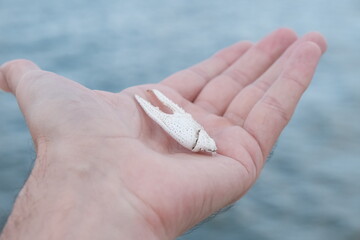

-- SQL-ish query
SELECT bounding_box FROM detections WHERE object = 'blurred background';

[0,0,359,239]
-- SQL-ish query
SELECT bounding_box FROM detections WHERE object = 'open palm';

[0,29,326,239]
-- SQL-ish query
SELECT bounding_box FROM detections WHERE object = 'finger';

[1,59,41,93]
[224,32,327,125]
[0,70,10,92]
[193,28,298,115]
[243,42,322,159]
[1,60,55,113]
[161,41,253,101]
[1,59,92,138]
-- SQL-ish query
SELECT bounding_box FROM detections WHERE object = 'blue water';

[1,0,360,239]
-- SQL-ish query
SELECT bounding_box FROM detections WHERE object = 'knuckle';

[222,69,249,89]
[4,59,34,67]
[24,70,55,80]
[252,80,271,93]
[225,111,246,126]
[261,95,291,122]
[188,66,210,83]
[282,72,308,90]
[17,70,60,95]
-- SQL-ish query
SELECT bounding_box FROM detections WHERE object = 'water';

[1,0,360,239]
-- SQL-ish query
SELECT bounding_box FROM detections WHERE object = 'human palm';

[0,29,326,239]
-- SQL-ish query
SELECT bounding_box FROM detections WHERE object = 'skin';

[0,28,326,240]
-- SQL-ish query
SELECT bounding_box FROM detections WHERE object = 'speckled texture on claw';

[134,89,217,153]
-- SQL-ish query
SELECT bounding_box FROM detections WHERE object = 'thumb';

[1,60,57,119]
[0,68,10,92]
[1,59,91,112]
[1,59,40,93]
[0,59,93,142]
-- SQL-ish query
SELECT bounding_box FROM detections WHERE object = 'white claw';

[151,89,186,114]
[134,89,217,153]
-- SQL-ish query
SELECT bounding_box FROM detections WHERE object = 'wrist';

[1,141,169,240]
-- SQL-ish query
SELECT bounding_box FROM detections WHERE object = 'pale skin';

[0,28,326,240]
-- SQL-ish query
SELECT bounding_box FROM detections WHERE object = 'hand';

[0,28,326,240]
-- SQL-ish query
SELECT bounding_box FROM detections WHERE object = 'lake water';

[1,0,360,239]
